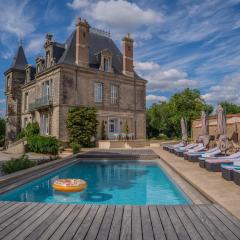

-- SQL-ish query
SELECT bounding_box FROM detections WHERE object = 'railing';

[29,95,53,112]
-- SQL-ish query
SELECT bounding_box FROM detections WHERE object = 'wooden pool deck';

[0,202,240,240]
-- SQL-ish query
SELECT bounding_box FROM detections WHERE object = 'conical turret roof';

[11,45,28,70]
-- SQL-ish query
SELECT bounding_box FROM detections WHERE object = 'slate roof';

[58,30,143,79]
[11,46,28,71]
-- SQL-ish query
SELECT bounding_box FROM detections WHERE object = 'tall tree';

[147,88,213,138]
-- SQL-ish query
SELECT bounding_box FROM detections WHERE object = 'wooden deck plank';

[1,203,51,240]
[0,202,27,226]
[49,205,84,240]
[39,204,75,240]
[108,205,124,240]
[132,206,143,240]
[11,204,59,240]
[208,205,240,239]
[141,206,154,240]
[0,203,39,232]
[182,205,215,240]
[60,204,91,240]
[157,206,178,240]
[0,202,239,240]
[199,205,239,240]
[148,205,166,240]
[174,206,202,240]
[190,205,227,240]
[96,205,115,240]
[72,205,99,240]
[166,206,191,240]
[0,203,44,240]
[213,204,240,229]
[25,204,68,240]
[119,205,132,240]
[84,205,107,240]
[0,202,20,218]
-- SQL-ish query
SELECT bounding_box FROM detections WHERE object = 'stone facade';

[4,18,147,143]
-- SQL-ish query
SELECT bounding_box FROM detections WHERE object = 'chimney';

[75,17,90,67]
[122,33,134,77]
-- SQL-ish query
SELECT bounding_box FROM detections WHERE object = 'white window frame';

[111,85,118,104]
[40,112,49,135]
[103,57,110,72]
[95,82,103,103]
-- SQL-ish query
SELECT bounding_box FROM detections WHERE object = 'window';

[40,113,49,135]
[103,58,110,72]
[111,85,118,104]
[37,64,40,73]
[95,83,103,103]
[42,80,52,99]
[24,92,28,111]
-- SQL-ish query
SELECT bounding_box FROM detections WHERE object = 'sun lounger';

[184,147,220,162]
[163,142,184,151]
[233,168,240,186]
[174,143,200,157]
[221,161,240,181]
[203,152,240,172]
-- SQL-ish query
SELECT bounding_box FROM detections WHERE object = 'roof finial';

[18,38,24,46]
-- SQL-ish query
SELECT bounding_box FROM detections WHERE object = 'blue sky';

[1,0,240,115]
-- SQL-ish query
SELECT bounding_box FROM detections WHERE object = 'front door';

[108,118,119,139]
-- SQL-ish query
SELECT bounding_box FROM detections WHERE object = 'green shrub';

[27,135,59,155]
[2,155,36,174]
[70,142,80,154]
[17,122,40,140]
[66,107,98,147]
[25,122,40,137]
[100,120,107,140]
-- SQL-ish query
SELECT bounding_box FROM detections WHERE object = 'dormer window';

[99,49,113,73]
[104,57,111,72]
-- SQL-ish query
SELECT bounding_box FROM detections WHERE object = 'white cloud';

[88,0,162,31]
[0,0,35,38]
[0,99,5,104]
[26,36,44,55]
[135,61,197,92]
[67,0,89,9]
[146,95,167,103]
[201,75,240,105]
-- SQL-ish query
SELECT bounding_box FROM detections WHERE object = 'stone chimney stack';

[75,17,90,67]
[122,33,134,77]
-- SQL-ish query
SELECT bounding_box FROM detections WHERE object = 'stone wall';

[192,114,240,141]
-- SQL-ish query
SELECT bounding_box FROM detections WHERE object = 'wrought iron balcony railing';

[29,95,53,112]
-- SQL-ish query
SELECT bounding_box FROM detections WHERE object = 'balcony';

[29,95,53,112]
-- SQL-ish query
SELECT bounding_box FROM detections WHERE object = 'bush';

[17,122,40,140]
[70,142,80,154]
[100,121,107,140]
[66,107,98,147]
[2,155,36,174]
[27,135,59,155]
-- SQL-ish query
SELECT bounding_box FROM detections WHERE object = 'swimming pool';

[0,160,191,205]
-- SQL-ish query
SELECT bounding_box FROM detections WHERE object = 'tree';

[220,101,240,114]
[66,107,98,147]
[147,88,213,138]
[100,120,107,140]
[0,118,5,139]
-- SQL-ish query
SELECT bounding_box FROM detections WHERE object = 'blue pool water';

[0,161,191,205]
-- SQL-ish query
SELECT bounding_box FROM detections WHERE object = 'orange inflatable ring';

[52,179,87,192]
